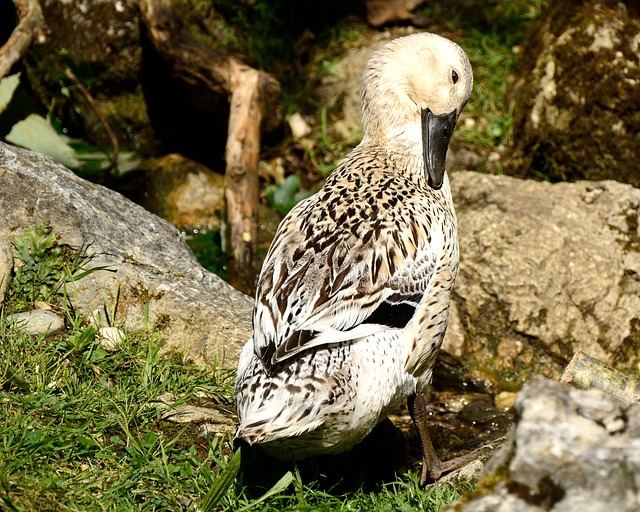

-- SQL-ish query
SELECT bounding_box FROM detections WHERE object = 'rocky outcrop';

[4,137,640,386]
[0,141,251,366]
[5,138,640,382]
[504,0,640,185]
[447,376,640,512]
[445,171,640,387]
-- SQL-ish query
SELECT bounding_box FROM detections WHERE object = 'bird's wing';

[252,188,439,372]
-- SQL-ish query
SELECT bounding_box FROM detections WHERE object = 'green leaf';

[142,431,158,449]
[0,73,20,114]
[5,114,81,169]
[266,174,313,215]
[201,448,242,512]
[88,346,108,362]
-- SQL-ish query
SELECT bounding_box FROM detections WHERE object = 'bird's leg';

[407,392,480,486]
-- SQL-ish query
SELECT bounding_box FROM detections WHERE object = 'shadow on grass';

[236,418,411,498]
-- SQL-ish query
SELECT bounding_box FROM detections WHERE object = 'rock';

[6,310,65,336]
[444,171,640,386]
[0,238,11,304]
[365,0,427,28]
[504,0,640,185]
[448,376,640,512]
[119,154,226,232]
[0,141,251,367]
[287,112,312,140]
[154,392,235,435]
[313,34,384,145]
[494,391,517,412]
[97,326,126,351]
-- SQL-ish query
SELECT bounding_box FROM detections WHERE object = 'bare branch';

[140,0,283,292]
[561,351,640,405]
[0,0,44,79]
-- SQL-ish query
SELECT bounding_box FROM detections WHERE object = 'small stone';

[494,391,517,411]
[287,112,312,140]
[97,326,126,350]
[7,310,65,336]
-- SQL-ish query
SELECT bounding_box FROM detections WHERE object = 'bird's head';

[361,33,473,189]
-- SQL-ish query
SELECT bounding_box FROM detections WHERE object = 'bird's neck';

[358,128,428,183]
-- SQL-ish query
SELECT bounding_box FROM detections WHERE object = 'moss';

[504,0,640,185]
[455,294,565,392]
[95,87,154,149]
[613,318,640,375]
[154,313,172,332]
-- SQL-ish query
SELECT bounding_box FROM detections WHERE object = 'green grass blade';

[236,470,296,512]
[201,447,242,512]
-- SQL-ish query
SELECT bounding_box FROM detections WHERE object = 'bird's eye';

[452,70,459,84]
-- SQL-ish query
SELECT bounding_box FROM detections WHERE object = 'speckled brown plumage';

[235,32,473,475]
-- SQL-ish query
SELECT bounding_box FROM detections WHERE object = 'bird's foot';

[418,448,484,486]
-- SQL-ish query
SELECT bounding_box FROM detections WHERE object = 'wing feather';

[252,163,439,371]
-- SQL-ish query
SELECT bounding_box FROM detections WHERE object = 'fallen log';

[561,350,640,405]
[140,0,282,292]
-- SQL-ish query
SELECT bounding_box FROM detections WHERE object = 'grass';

[0,227,472,510]
[0,314,237,511]
[0,315,467,511]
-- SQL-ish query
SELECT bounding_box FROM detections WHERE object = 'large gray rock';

[0,142,251,366]
[448,376,640,512]
[445,171,640,385]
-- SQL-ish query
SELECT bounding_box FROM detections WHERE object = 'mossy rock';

[504,0,640,185]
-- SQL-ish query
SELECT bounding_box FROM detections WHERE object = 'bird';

[234,32,474,485]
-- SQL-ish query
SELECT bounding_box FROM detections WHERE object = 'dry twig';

[64,67,120,179]
[0,0,44,79]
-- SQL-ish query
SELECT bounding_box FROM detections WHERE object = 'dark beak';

[421,108,458,190]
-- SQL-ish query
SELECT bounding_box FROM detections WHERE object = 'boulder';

[445,171,640,387]
[119,154,226,232]
[0,141,251,367]
[504,0,640,185]
[447,376,640,512]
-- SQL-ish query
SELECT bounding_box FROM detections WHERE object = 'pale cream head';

[360,32,473,148]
